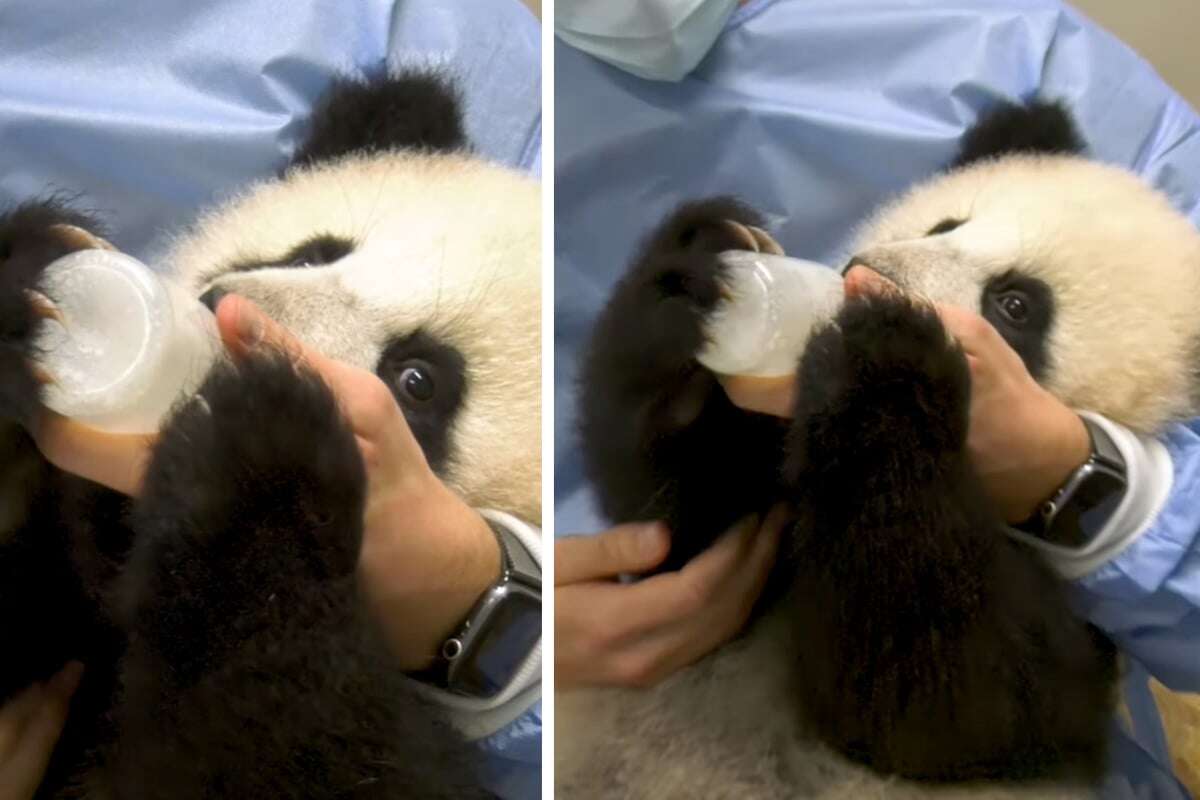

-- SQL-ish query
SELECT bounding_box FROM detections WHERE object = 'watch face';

[1075,467,1126,534]
[1048,464,1126,546]
[454,590,541,698]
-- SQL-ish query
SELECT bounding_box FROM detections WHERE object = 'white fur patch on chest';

[557,610,1093,800]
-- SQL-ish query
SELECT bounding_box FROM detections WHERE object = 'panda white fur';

[560,102,1199,798]
[0,71,539,798]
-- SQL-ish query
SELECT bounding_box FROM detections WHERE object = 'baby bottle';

[35,249,222,434]
[696,251,844,377]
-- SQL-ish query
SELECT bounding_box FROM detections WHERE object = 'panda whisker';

[356,152,400,248]
[334,173,363,243]
[450,260,507,336]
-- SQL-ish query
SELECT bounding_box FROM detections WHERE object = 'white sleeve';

[409,509,542,741]
[1004,412,1174,580]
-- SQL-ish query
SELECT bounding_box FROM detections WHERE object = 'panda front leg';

[109,351,485,799]
[579,198,789,568]
[781,293,1116,781]
[0,200,130,701]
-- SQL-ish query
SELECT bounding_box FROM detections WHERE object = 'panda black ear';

[953,100,1086,168]
[289,70,468,170]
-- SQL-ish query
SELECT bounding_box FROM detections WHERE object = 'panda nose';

[841,255,872,276]
[198,285,229,313]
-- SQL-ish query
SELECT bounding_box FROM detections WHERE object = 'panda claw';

[26,290,64,325]
[45,223,117,253]
[748,225,785,255]
[721,220,760,252]
[720,221,785,256]
[29,362,56,386]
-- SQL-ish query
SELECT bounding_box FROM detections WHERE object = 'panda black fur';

[0,70,538,799]
[562,102,1198,797]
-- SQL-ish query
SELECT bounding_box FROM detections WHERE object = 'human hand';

[555,505,787,690]
[32,296,500,670]
[719,266,1089,522]
[215,296,501,670]
[29,412,154,497]
[0,662,83,800]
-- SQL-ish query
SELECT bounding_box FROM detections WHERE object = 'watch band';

[1016,416,1127,546]
[491,517,541,590]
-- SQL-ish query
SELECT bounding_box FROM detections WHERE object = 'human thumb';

[555,522,670,585]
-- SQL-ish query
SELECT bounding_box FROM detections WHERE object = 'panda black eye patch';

[227,234,355,273]
[980,271,1055,380]
[925,218,966,236]
[376,330,468,475]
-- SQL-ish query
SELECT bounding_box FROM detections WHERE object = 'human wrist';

[1005,393,1090,523]
[362,477,500,670]
[413,489,502,667]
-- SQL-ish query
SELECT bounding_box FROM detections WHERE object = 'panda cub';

[563,102,1198,798]
[0,71,539,798]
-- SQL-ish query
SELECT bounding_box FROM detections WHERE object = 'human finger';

[29,410,155,496]
[13,663,81,757]
[607,506,789,685]
[0,684,45,758]
[555,523,670,585]
[214,295,422,471]
[720,502,787,626]
[719,374,795,418]
[659,504,784,634]
[615,513,760,632]
[214,294,362,400]
[936,304,1036,387]
[936,304,1006,357]
[674,512,760,601]
[1,662,82,800]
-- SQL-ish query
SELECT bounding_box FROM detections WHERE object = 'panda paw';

[0,198,108,425]
[637,195,774,331]
[603,197,771,371]
[122,350,367,674]
[786,293,971,483]
[583,197,774,435]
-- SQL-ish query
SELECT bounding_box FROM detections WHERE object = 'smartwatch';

[422,517,541,699]
[1015,415,1127,547]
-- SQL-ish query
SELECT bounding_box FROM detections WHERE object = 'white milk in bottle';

[697,251,844,377]
[35,250,221,433]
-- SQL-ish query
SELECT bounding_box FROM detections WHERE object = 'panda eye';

[226,234,355,275]
[375,332,466,474]
[995,292,1030,323]
[396,362,436,403]
[980,272,1053,380]
[925,218,965,236]
[281,235,354,268]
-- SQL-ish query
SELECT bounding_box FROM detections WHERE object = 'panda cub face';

[163,149,541,522]
[848,154,1200,434]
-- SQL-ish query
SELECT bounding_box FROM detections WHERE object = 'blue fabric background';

[0,0,541,258]
[0,2,541,798]
[554,1,1199,797]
